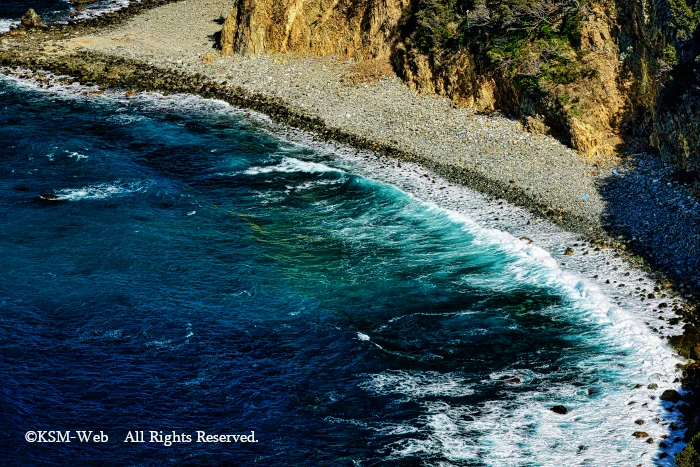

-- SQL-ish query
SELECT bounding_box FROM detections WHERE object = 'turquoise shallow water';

[0,75,687,466]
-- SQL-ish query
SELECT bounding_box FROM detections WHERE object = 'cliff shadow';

[596,145,700,295]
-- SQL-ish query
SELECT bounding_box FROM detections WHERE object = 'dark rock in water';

[587,388,598,395]
[520,236,533,244]
[645,437,654,444]
[550,405,568,414]
[660,389,682,403]
[13,185,30,192]
[499,375,521,384]
[659,452,669,459]
[21,9,44,28]
[647,383,658,390]
[564,247,574,256]
[668,327,700,359]
[635,419,645,425]
[632,431,649,438]
[34,194,66,204]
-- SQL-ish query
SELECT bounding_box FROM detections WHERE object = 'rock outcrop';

[21,9,44,29]
[219,0,410,59]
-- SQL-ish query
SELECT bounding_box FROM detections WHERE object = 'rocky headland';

[1,0,700,462]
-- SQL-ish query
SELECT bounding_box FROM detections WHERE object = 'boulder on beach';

[201,53,216,64]
[21,9,43,28]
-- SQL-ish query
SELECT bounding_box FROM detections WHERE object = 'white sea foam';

[362,371,475,399]
[55,180,149,201]
[343,179,686,466]
[244,157,344,175]
[66,151,88,161]
[53,0,131,24]
[0,19,15,33]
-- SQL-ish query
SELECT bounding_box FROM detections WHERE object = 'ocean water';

[0,0,130,32]
[0,72,689,466]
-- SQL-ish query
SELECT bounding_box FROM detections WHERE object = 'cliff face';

[218,0,700,167]
[615,0,700,171]
[392,1,626,160]
[219,0,409,59]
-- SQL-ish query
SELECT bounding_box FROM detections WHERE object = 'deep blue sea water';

[0,0,130,31]
[0,74,688,466]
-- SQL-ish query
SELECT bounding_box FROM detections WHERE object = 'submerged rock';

[499,375,521,384]
[34,194,66,204]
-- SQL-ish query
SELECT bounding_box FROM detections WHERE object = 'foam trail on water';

[55,181,149,201]
[362,371,475,398]
[244,157,344,175]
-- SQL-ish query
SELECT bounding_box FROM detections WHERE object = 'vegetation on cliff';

[400,0,590,90]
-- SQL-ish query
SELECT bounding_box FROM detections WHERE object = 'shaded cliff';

[218,0,699,170]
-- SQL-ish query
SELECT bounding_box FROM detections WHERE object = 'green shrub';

[667,0,700,38]
[664,44,679,66]
[401,0,592,93]
[677,431,700,467]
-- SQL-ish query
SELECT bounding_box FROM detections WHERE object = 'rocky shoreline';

[2,0,700,459]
